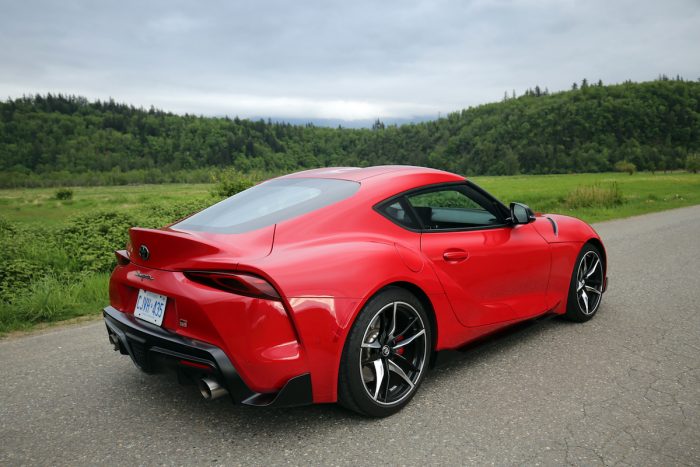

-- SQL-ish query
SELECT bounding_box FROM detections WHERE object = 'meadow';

[1,171,698,334]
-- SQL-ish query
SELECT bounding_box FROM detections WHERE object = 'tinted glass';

[407,186,502,230]
[382,201,419,229]
[174,178,360,233]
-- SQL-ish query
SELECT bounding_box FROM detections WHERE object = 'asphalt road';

[2,206,700,466]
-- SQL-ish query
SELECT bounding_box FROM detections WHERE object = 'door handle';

[443,249,469,263]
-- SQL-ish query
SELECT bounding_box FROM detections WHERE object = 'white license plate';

[134,289,168,326]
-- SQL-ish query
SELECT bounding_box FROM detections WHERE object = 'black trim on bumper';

[103,306,312,408]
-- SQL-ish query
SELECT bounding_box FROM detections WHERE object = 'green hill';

[1,78,699,187]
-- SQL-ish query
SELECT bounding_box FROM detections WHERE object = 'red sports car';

[104,166,607,417]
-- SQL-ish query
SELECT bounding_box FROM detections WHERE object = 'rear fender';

[254,241,461,402]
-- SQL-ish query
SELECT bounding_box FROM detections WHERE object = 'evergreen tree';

[0,79,698,187]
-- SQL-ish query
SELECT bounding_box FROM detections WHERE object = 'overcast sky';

[1,0,699,120]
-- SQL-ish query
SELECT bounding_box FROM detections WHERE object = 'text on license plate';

[134,289,168,326]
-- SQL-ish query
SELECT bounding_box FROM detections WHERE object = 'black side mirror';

[509,202,535,225]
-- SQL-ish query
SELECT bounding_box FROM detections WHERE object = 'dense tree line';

[0,78,698,187]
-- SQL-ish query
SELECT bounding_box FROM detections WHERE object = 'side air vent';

[545,216,558,236]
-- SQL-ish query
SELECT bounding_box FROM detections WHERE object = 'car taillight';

[184,271,281,301]
[115,249,130,266]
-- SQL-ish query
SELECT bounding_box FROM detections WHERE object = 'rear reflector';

[115,249,130,266]
[178,359,213,371]
[184,271,281,300]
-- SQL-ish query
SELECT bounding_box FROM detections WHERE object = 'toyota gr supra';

[103,165,608,417]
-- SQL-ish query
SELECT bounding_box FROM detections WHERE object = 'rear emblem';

[135,272,154,281]
[139,245,150,261]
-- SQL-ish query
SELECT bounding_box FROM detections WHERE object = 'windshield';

[174,178,360,234]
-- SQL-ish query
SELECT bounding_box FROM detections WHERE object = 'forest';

[1,78,698,187]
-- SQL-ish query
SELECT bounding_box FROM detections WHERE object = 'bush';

[0,258,51,302]
[55,188,74,200]
[565,182,624,208]
[686,154,700,174]
[0,273,109,332]
[211,169,255,198]
[142,199,213,227]
[1,223,68,275]
[60,211,139,273]
[0,216,15,234]
[614,160,637,175]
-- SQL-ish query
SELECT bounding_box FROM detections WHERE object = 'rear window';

[173,178,360,234]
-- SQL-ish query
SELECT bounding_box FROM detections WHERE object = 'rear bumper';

[103,306,312,408]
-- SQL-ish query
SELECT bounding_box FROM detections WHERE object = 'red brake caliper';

[394,335,405,355]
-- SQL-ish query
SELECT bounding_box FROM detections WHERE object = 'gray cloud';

[1,0,698,119]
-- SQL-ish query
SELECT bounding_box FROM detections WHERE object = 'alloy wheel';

[576,250,604,315]
[359,301,427,405]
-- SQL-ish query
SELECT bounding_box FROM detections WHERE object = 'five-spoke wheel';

[565,243,605,322]
[359,301,427,405]
[339,287,431,417]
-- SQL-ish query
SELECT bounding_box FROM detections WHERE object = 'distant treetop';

[1,78,698,185]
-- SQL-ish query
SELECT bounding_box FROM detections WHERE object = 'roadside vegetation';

[2,79,699,188]
[0,170,698,334]
[1,77,698,334]
[474,171,700,223]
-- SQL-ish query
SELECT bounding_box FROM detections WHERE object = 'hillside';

[1,79,699,186]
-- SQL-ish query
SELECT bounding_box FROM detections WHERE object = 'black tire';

[563,243,605,322]
[338,287,432,417]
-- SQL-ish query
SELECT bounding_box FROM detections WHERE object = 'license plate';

[134,289,168,326]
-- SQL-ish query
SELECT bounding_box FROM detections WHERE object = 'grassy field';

[1,172,698,228]
[0,171,698,335]
[0,184,214,227]
[473,171,700,223]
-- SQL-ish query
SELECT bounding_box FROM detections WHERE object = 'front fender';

[533,214,600,243]
[533,214,607,313]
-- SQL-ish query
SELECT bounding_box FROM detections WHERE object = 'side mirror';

[509,202,535,225]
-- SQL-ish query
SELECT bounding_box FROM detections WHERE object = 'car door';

[405,183,551,328]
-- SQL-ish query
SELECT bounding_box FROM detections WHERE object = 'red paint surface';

[109,166,606,403]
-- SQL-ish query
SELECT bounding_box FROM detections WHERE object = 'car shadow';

[100,312,584,434]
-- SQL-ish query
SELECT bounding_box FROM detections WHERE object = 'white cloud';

[147,13,201,34]
[158,92,439,119]
[0,0,698,120]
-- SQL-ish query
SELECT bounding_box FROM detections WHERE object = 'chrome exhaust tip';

[199,377,228,400]
[108,332,121,352]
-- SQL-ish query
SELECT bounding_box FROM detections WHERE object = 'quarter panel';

[260,240,445,298]
[286,290,465,403]
[109,263,307,393]
[254,239,466,403]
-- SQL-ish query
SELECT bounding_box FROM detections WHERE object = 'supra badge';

[135,272,154,281]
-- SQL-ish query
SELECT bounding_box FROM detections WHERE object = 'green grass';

[0,273,109,333]
[472,171,700,223]
[0,183,213,227]
[0,171,699,335]
[0,183,218,335]
[2,173,698,228]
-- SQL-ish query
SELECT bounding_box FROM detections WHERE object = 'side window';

[382,201,419,229]
[406,186,502,230]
